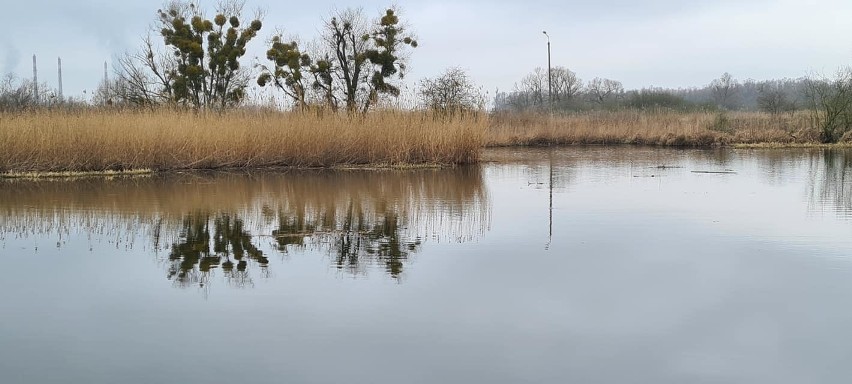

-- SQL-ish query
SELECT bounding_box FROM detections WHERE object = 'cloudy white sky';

[2,0,852,99]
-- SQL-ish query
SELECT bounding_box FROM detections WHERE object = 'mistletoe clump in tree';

[256,36,312,110]
[364,9,418,109]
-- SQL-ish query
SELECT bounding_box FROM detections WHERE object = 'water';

[2,147,851,384]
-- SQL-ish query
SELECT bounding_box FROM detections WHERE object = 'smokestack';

[57,57,63,100]
[32,55,39,104]
[103,61,109,99]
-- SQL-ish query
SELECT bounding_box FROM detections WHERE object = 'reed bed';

[486,110,821,147]
[1,108,839,175]
[0,109,486,173]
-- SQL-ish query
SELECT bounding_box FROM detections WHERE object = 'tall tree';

[363,8,418,113]
[0,74,37,111]
[258,6,416,113]
[587,77,624,104]
[550,67,583,103]
[322,8,370,113]
[515,66,583,109]
[419,67,484,116]
[114,36,177,108]
[804,69,852,143]
[318,7,416,113]
[757,82,796,114]
[518,68,548,106]
[257,35,312,109]
[710,72,739,109]
[156,0,262,109]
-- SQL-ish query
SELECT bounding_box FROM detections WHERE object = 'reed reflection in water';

[806,149,852,216]
[485,147,852,218]
[0,167,490,287]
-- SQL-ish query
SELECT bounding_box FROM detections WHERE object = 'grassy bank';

[485,110,830,147]
[0,109,485,173]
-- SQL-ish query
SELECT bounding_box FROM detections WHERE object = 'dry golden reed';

[0,109,486,173]
[486,110,821,147]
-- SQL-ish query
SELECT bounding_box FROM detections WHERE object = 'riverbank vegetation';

[1,99,847,174]
[485,110,823,147]
[493,68,852,145]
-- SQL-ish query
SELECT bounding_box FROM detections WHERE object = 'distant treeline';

[495,69,807,114]
[493,68,852,142]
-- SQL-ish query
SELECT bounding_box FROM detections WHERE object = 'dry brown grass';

[0,109,486,173]
[486,110,821,147]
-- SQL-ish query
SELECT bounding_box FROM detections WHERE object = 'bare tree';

[550,67,583,103]
[587,77,624,104]
[757,82,796,114]
[804,69,852,142]
[0,73,35,111]
[114,36,177,107]
[517,68,547,106]
[419,67,484,115]
[320,8,371,113]
[503,66,583,111]
[710,72,739,109]
[0,73,57,110]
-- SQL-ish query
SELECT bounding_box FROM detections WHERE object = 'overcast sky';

[2,0,852,100]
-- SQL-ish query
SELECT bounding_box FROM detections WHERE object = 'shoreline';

[4,142,850,180]
[0,163,457,180]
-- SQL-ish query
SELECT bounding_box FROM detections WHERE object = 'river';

[1,147,851,383]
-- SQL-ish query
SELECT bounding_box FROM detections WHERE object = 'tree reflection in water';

[276,208,421,278]
[808,149,852,215]
[165,205,428,289]
[756,148,852,215]
[168,213,269,288]
[0,167,491,289]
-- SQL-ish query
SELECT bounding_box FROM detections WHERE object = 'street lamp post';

[542,31,554,250]
[542,31,552,113]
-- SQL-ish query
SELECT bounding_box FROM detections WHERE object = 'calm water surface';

[2,147,852,384]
